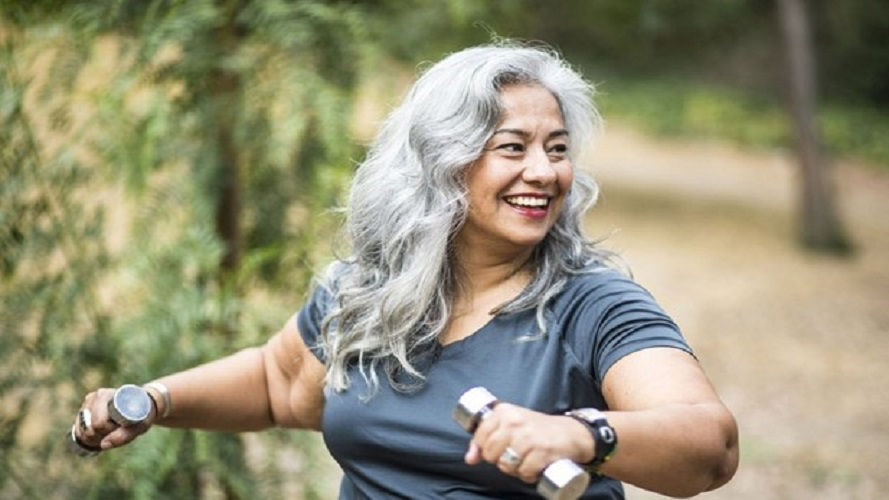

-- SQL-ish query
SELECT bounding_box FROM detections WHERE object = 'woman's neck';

[440,244,533,345]
[452,241,533,309]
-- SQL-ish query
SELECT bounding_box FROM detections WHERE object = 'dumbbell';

[453,387,590,500]
[68,384,154,457]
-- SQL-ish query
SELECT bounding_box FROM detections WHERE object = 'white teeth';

[505,196,549,208]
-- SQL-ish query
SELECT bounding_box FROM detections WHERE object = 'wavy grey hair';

[316,43,613,395]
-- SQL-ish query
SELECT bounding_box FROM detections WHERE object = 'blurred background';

[2,1,887,498]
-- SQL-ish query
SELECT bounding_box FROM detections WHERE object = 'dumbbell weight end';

[67,384,154,456]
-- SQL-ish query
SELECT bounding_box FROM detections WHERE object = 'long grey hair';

[317,43,612,395]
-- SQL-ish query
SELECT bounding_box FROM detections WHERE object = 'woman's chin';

[504,233,549,250]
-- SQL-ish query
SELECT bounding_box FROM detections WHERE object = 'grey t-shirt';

[297,268,693,499]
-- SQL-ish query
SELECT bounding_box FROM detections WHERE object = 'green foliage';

[598,77,791,147]
[0,0,371,497]
[597,77,889,167]
[819,104,889,167]
[367,0,505,63]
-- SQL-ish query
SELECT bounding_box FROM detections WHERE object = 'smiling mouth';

[503,195,551,209]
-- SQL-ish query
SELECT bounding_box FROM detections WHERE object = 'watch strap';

[565,408,618,473]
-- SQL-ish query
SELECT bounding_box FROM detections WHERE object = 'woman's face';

[457,84,573,255]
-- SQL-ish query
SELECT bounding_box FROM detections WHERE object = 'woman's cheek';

[559,166,574,196]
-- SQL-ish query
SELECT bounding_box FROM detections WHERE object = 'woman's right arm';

[75,313,326,451]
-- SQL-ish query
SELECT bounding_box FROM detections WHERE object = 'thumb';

[465,440,481,465]
[99,420,151,450]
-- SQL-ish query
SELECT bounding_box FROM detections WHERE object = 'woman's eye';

[548,144,568,154]
[498,143,525,153]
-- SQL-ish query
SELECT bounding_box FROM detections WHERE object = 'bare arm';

[75,314,326,450]
[595,347,739,497]
[154,314,325,431]
[466,348,738,497]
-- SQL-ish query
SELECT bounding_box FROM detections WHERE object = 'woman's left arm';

[466,347,738,497]
[596,347,739,497]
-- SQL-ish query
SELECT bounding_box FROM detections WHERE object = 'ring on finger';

[78,408,93,434]
[499,446,522,467]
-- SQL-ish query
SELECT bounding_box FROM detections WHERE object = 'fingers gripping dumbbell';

[453,387,590,500]
[68,384,154,457]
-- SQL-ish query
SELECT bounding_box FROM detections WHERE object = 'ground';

[590,125,889,499]
[313,124,889,499]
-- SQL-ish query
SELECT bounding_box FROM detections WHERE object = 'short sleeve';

[296,283,334,363]
[561,271,694,385]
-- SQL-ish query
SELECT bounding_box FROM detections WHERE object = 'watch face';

[113,384,152,422]
[598,426,617,445]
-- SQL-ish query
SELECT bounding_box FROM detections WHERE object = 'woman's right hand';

[73,387,156,452]
[465,402,593,484]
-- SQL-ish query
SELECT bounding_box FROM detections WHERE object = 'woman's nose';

[522,149,557,185]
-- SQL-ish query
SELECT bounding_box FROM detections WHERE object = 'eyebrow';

[491,128,570,140]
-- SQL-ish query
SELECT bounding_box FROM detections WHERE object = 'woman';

[73,44,738,498]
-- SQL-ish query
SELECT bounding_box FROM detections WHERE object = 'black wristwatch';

[565,408,618,473]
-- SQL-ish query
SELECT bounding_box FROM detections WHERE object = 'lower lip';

[506,202,549,220]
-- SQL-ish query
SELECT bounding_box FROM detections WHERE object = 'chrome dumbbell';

[454,387,590,500]
[68,384,154,457]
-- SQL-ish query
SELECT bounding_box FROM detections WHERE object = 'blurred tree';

[778,0,852,253]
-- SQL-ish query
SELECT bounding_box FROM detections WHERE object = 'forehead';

[496,84,565,128]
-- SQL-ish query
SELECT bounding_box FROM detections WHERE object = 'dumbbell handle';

[454,387,590,500]
[68,384,154,457]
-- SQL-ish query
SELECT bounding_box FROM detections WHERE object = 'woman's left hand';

[464,402,593,484]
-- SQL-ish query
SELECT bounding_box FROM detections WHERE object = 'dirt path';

[589,124,889,499]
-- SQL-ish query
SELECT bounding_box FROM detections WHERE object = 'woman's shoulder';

[549,265,659,319]
[302,260,354,310]
[312,259,356,293]
[559,265,638,297]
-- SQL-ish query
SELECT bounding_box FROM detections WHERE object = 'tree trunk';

[212,70,242,274]
[777,0,852,253]
[212,1,245,275]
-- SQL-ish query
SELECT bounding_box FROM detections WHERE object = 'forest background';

[2,1,887,499]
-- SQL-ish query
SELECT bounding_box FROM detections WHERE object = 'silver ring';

[499,447,521,467]
[78,408,93,434]
[69,424,102,457]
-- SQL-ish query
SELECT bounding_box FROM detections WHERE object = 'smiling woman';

[71,43,738,499]
[460,84,575,253]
